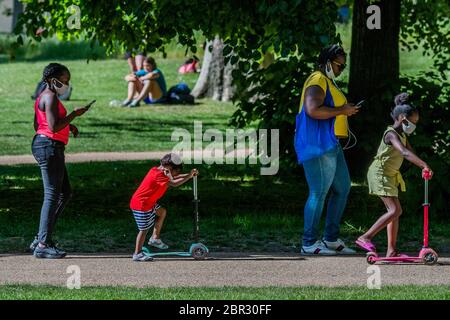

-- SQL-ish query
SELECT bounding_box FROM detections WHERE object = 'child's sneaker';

[132,252,153,262]
[301,240,337,255]
[121,99,131,107]
[129,99,140,108]
[323,238,356,255]
[148,238,169,250]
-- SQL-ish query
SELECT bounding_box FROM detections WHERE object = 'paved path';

[0,151,171,165]
[1,253,449,287]
[0,150,253,165]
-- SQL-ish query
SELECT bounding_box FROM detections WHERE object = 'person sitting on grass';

[122,57,167,108]
[130,153,199,262]
[125,51,146,73]
[355,93,433,258]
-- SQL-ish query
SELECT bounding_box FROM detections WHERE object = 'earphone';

[343,123,358,150]
[331,79,358,150]
[326,60,332,72]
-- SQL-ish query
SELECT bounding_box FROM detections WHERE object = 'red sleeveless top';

[35,95,70,145]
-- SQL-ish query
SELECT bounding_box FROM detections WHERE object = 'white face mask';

[52,78,70,96]
[162,167,175,182]
[402,118,416,135]
[325,61,336,80]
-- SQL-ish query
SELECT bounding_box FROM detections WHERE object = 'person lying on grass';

[355,93,433,258]
[130,153,198,262]
[122,57,167,108]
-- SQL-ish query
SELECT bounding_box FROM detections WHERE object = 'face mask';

[402,119,416,135]
[52,78,69,96]
[162,168,175,182]
[325,61,336,80]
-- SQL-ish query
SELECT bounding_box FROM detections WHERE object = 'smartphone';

[356,99,365,107]
[85,100,96,109]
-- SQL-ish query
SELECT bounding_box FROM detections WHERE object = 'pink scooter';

[366,170,438,265]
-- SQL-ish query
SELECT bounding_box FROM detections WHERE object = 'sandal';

[355,239,377,252]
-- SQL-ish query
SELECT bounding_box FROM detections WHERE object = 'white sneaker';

[132,252,153,262]
[323,238,356,255]
[129,99,140,108]
[121,99,132,107]
[301,240,337,256]
[148,238,169,250]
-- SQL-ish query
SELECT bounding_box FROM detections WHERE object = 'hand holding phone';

[74,100,96,117]
[85,100,96,109]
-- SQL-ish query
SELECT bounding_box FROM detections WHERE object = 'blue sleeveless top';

[294,73,340,164]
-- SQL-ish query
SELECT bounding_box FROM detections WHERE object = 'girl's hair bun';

[394,92,410,106]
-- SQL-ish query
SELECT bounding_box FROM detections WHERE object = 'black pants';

[31,135,72,245]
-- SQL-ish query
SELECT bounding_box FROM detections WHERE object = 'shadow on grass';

[1,161,449,254]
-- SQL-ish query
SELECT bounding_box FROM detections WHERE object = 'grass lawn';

[0,27,435,156]
[0,284,449,300]
[0,28,445,255]
[0,58,235,155]
[1,161,449,254]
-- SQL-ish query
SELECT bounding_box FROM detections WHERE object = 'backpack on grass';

[167,82,195,105]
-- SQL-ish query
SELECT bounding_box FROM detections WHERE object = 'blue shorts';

[132,203,161,231]
[144,96,166,104]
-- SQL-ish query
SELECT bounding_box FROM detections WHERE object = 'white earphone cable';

[343,124,357,150]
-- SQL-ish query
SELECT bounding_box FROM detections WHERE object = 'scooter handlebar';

[193,175,198,200]
[422,169,432,180]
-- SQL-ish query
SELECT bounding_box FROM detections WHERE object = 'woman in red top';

[31,63,90,259]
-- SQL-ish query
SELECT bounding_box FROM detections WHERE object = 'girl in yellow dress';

[355,93,433,257]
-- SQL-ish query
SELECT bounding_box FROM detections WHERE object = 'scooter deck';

[142,243,209,259]
[143,251,192,257]
[372,257,422,263]
[142,246,192,257]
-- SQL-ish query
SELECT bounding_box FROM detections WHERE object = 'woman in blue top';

[294,45,360,255]
[122,57,167,107]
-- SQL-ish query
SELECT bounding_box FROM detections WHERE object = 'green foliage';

[12,0,449,217]
[399,72,450,218]
[14,0,252,57]
[0,35,107,61]
[400,0,450,77]
[226,1,340,165]
[13,0,340,165]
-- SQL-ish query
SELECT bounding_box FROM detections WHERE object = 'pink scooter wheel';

[366,252,377,265]
[420,248,438,265]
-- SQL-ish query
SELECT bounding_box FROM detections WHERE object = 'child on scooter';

[130,153,198,262]
[355,93,433,258]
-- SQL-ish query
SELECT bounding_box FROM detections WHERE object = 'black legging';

[32,134,72,245]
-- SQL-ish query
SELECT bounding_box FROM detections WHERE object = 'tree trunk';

[346,0,401,176]
[191,36,235,102]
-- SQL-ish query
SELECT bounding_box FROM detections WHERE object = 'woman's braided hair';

[391,92,418,121]
[42,63,70,85]
[317,44,346,68]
